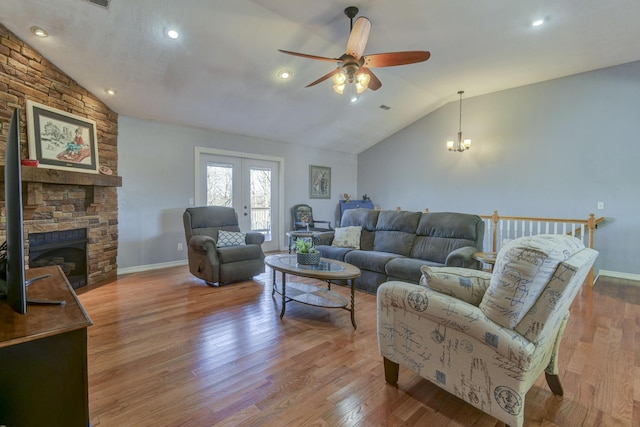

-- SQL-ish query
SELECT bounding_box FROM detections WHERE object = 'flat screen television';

[1,108,55,314]
[1,108,28,313]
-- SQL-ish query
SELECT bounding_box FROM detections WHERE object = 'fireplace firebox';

[28,228,88,289]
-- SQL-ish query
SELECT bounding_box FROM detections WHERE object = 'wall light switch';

[597,202,605,210]
[188,198,194,206]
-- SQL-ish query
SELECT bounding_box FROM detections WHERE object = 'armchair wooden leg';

[545,372,564,396]
[383,357,399,385]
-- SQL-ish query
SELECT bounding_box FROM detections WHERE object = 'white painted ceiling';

[2,0,640,154]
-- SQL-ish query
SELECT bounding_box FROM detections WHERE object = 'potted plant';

[295,239,321,265]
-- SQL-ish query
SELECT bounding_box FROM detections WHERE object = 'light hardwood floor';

[77,262,640,426]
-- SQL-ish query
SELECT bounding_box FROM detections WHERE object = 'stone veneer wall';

[0,23,119,285]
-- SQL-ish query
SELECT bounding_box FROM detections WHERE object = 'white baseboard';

[117,259,187,276]
[598,269,640,282]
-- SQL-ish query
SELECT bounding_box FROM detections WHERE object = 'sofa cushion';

[332,226,362,249]
[345,250,401,274]
[385,257,443,283]
[479,234,585,329]
[374,231,416,257]
[411,212,483,263]
[340,208,379,230]
[217,244,262,263]
[420,265,492,306]
[216,230,246,247]
[376,210,421,232]
[340,209,379,250]
[316,245,352,261]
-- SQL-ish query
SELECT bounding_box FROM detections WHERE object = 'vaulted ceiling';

[2,0,640,154]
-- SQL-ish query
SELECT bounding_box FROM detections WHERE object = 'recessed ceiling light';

[104,88,117,96]
[532,18,545,27]
[277,69,292,79]
[167,29,179,39]
[30,26,48,38]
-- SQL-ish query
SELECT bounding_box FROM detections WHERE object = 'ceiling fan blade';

[346,17,371,60]
[278,49,340,63]
[364,51,431,68]
[360,68,382,91]
[305,68,342,88]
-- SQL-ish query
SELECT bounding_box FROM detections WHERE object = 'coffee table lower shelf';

[273,281,348,308]
[272,281,356,328]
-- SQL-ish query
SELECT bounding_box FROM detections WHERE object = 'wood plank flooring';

[76,263,640,426]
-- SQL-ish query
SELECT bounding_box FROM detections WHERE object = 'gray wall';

[117,117,357,270]
[358,60,640,276]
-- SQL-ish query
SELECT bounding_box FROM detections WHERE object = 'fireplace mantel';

[0,166,122,218]
[0,166,123,187]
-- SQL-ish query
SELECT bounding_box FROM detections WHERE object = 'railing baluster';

[479,211,605,287]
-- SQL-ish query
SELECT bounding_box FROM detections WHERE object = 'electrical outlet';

[177,243,184,251]
[188,198,194,206]
[597,202,605,210]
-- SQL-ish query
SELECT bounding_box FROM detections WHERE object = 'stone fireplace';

[20,167,122,286]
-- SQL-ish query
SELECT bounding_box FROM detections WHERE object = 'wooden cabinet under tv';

[0,266,93,427]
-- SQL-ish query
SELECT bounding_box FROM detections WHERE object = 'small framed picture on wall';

[309,165,331,199]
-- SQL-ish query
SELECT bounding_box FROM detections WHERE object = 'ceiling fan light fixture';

[355,72,370,93]
[333,70,347,85]
[333,84,345,94]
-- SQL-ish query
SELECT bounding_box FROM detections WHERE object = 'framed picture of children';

[26,100,99,174]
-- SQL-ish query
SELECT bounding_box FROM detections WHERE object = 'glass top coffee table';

[264,255,361,328]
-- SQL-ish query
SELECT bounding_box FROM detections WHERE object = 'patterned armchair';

[291,204,333,231]
[377,234,598,427]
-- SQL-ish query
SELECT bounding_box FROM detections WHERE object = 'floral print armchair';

[377,234,598,427]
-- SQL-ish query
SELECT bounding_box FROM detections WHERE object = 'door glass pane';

[250,167,271,240]
[206,163,233,207]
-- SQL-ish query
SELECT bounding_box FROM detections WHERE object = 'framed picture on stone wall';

[26,100,100,174]
[309,165,331,199]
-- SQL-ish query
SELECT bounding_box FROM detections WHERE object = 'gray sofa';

[315,209,484,294]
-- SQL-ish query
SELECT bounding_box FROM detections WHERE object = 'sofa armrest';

[313,231,335,246]
[245,232,265,245]
[377,281,536,368]
[188,234,217,252]
[445,246,481,268]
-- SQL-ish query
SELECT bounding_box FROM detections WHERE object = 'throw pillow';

[216,230,246,247]
[331,226,362,249]
[420,265,492,306]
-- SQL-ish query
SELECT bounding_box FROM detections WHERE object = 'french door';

[196,150,280,252]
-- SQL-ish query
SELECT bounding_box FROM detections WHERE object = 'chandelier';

[447,90,471,152]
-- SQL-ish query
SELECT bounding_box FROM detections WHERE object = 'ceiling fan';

[278,6,431,96]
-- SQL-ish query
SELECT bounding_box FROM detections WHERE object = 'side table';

[473,251,497,272]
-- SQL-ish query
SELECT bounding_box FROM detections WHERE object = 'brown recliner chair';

[183,206,265,285]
